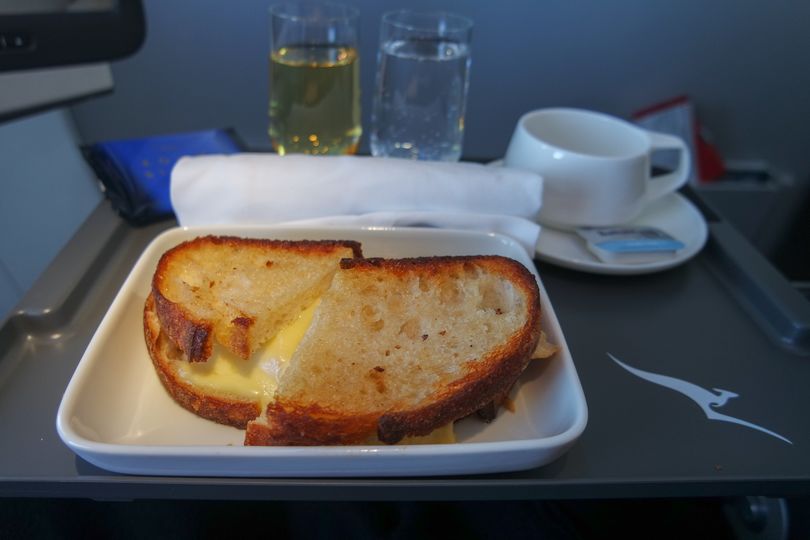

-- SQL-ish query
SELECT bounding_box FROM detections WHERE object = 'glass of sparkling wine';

[268,2,361,155]
[371,10,473,161]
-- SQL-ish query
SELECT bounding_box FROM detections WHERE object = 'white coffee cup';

[504,108,690,228]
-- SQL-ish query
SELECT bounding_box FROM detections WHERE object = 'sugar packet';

[576,226,685,264]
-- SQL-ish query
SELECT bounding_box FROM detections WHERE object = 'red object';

[633,95,725,183]
[696,129,726,182]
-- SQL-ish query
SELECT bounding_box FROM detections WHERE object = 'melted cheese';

[177,300,319,407]
[363,422,456,445]
[399,422,456,445]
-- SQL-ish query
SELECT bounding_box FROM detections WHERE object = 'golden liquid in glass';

[269,45,361,155]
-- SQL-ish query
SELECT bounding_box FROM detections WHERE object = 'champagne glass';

[268,2,361,155]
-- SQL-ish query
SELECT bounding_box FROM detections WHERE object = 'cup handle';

[645,130,691,203]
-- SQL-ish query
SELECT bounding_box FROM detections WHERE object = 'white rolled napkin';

[170,154,543,254]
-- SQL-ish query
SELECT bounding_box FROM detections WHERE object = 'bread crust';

[244,403,378,446]
[151,290,214,363]
[245,255,542,446]
[144,293,261,429]
[152,236,362,362]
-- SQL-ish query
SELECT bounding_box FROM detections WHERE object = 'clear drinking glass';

[268,2,361,155]
[370,10,473,161]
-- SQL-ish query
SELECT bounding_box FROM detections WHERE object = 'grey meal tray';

[1,196,809,501]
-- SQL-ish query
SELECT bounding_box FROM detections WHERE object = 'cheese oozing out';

[177,300,320,408]
[175,298,456,444]
[367,422,456,445]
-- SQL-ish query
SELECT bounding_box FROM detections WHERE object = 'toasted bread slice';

[152,236,362,362]
[245,255,542,446]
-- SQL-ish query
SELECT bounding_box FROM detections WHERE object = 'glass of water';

[370,11,473,161]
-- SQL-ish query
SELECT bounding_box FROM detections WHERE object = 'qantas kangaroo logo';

[608,353,792,445]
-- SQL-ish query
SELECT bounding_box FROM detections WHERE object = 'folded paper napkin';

[170,154,543,254]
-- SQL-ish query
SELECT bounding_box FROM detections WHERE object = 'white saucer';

[486,159,708,275]
[536,192,708,275]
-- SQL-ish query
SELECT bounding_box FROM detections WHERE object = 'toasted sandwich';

[143,236,548,444]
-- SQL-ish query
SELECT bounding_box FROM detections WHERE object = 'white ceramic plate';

[56,226,588,477]
[536,193,708,275]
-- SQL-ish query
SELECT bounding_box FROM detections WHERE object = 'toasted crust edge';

[151,290,213,363]
[245,255,542,446]
[151,236,363,362]
[143,293,261,429]
[245,403,378,446]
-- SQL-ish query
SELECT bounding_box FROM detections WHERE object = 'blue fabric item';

[82,129,242,225]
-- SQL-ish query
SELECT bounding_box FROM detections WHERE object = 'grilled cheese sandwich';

[144,236,551,446]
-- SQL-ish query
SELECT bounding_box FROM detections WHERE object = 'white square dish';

[57,226,588,477]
